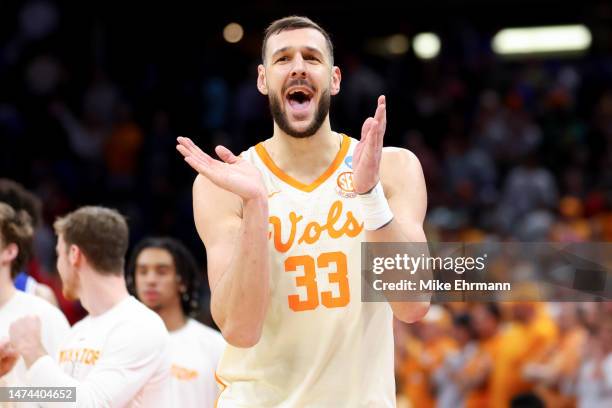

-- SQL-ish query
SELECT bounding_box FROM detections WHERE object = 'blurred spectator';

[397,305,457,408]
[497,302,557,405]
[50,101,109,162]
[104,103,144,192]
[576,313,612,406]
[550,196,592,242]
[523,303,587,407]
[19,0,59,41]
[25,55,62,96]
[433,312,478,408]
[84,68,120,127]
[464,303,503,408]
[496,154,559,235]
[339,54,386,131]
[442,134,497,209]
[403,130,441,201]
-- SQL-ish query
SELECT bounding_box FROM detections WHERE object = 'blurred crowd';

[395,302,612,407]
[1,1,612,406]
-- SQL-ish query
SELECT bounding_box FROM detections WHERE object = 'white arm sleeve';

[27,321,170,408]
[40,306,70,360]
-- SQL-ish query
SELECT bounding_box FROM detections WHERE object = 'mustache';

[282,79,316,95]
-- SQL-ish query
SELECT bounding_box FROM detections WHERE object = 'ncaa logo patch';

[344,155,353,169]
[336,171,356,198]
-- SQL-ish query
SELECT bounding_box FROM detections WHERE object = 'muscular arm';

[370,147,431,323]
[193,175,270,348]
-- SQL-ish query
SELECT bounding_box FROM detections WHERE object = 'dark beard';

[269,88,330,138]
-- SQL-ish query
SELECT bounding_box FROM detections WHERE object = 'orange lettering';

[269,212,303,252]
[171,364,199,381]
[299,221,322,244]
[343,211,363,237]
[327,201,345,239]
[268,200,364,252]
[58,348,101,366]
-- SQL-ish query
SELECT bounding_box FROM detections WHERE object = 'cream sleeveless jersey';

[216,134,395,407]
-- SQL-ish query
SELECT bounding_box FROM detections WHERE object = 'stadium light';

[223,22,243,43]
[413,32,441,60]
[387,34,410,55]
[365,34,410,57]
[492,25,591,57]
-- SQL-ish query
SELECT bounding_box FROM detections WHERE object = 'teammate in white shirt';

[6,206,171,408]
[176,16,430,406]
[127,236,226,408]
[0,178,58,306]
[0,203,69,396]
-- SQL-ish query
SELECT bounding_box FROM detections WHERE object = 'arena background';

[1,1,611,406]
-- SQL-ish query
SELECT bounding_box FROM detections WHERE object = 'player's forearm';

[212,196,270,348]
[364,217,409,243]
[366,220,431,322]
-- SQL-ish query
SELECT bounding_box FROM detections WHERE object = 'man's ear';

[330,66,341,96]
[257,64,268,95]
[68,244,82,267]
[0,243,18,264]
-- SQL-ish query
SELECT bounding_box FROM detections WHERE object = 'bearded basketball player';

[177,16,430,407]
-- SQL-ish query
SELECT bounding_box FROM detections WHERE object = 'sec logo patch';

[336,171,356,198]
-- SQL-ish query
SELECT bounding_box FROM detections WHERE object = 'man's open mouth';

[285,87,314,111]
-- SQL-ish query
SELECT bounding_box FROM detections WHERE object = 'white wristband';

[356,181,394,230]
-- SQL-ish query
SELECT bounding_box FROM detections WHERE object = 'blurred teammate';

[0,178,58,306]
[177,16,430,406]
[8,206,171,407]
[127,236,225,408]
[0,203,69,396]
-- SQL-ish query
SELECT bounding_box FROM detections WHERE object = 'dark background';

[1,0,611,311]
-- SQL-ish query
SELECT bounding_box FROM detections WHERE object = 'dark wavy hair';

[0,202,34,278]
[126,237,202,317]
[0,178,42,228]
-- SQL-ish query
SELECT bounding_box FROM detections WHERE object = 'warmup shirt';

[25,296,171,408]
[168,318,226,408]
[216,134,395,407]
[0,290,70,408]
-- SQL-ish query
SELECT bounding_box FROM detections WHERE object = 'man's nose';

[142,271,157,284]
[290,54,307,77]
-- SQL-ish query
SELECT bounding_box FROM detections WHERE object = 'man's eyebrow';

[271,46,291,57]
[271,46,325,58]
[302,46,324,56]
[136,262,173,268]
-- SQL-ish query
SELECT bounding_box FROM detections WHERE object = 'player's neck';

[0,270,16,308]
[158,302,186,332]
[80,269,130,316]
[267,117,341,181]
